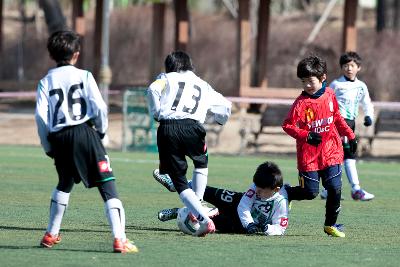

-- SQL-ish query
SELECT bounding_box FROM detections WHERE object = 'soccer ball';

[176,207,200,235]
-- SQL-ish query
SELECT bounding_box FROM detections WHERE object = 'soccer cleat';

[351,189,374,201]
[158,208,179,222]
[320,189,328,199]
[153,169,176,192]
[194,220,216,237]
[40,232,62,248]
[324,224,345,237]
[113,238,139,253]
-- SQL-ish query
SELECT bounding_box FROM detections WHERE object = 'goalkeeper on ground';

[155,161,289,236]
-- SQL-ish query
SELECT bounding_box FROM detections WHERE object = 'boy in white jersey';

[156,162,289,235]
[35,30,138,253]
[321,51,374,201]
[147,51,231,237]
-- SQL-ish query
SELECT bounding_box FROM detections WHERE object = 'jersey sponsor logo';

[98,160,110,173]
[305,108,315,122]
[246,189,255,198]
[307,115,333,133]
[280,217,288,228]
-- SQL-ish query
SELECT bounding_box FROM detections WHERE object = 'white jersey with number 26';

[147,71,231,124]
[35,65,108,153]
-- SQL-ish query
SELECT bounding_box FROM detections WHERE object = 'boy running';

[147,51,231,237]
[282,55,356,237]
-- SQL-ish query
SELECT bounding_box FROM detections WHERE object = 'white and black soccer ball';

[176,207,200,235]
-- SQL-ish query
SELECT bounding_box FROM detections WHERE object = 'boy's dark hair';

[297,55,327,81]
[164,51,194,73]
[340,51,362,67]
[47,30,81,65]
[253,161,283,189]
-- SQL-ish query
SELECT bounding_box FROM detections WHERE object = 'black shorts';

[203,186,246,233]
[343,119,356,159]
[157,119,208,192]
[49,123,115,188]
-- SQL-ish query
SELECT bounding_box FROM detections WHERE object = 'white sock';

[191,168,208,200]
[105,198,126,241]
[47,189,70,236]
[344,159,361,191]
[179,189,210,223]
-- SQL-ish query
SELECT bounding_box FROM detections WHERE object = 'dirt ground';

[1,108,400,161]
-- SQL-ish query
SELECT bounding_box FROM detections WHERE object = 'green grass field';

[0,145,399,267]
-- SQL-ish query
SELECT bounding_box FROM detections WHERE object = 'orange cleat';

[40,232,62,248]
[113,238,139,253]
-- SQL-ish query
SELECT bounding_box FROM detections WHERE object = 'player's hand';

[45,151,54,159]
[364,116,372,127]
[246,223,259,235]
[307,132,322,146]
[349,138,358,154]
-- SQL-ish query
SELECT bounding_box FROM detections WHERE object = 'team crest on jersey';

[246,189,255,198]
[305,108,315,122]
[329,101,334,112]
[280,217,288,228]
[98,160,110,172]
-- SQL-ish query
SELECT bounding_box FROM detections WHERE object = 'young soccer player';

[156,161,289,236]
[320,51,374,201]
[282,55,356,237]
[147,51,232,237]
[35,30,138,253]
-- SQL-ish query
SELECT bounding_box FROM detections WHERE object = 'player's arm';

[87,72,108,135]
[35,81,52,155]
[360,83,374,126]
[207,85,232,125]
[282,102,308,140]
[262,198,289,236]
[237,185,258,233]
[147,74,167,121]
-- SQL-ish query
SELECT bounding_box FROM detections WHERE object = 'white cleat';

[351,189,374,201]
[320,189,328,199]
[153,169,176,192]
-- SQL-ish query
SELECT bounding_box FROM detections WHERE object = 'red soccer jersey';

[282,88,355,172]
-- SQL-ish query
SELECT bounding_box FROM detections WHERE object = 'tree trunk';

[38,0,66,34]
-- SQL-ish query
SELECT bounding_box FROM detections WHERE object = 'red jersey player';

[282,55,356,238]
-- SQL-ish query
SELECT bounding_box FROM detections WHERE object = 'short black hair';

[164,51,194,73]
[340,51,362,67]
[253,161,283,189]
[297,54,327,81]
[47,30,80,65]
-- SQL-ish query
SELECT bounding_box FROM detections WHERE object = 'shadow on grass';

[0,225,108,233]
[126,225,180,232]
[0,245,111,253]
